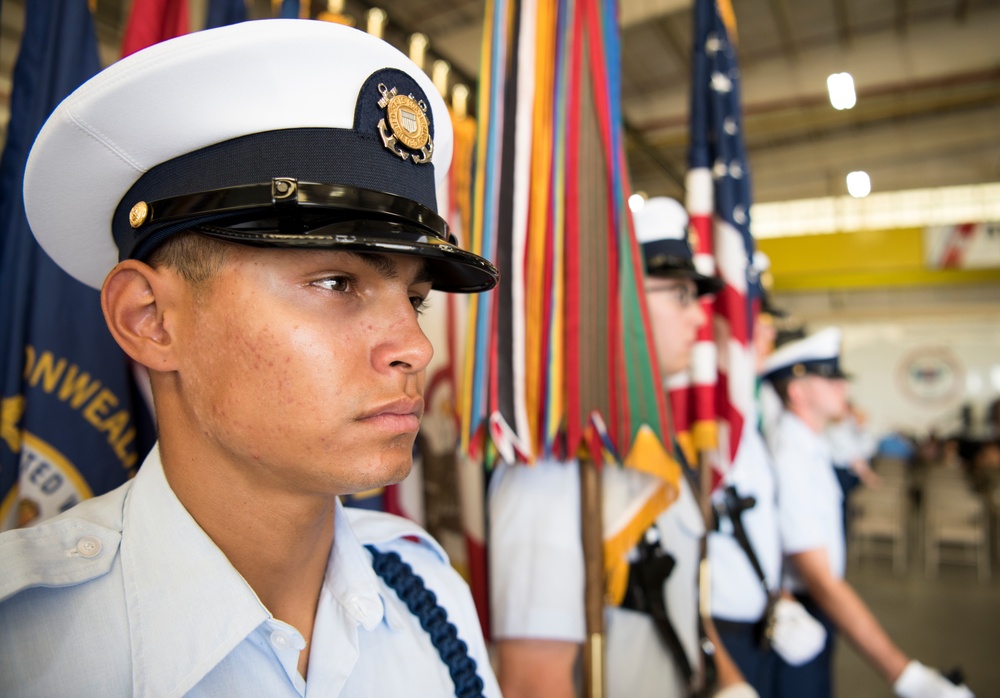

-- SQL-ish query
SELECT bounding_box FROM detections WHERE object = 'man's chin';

[346,456,413,494]
[381,460,413,488]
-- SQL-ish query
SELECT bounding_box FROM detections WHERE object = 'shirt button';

[270,630,291,649]
[76,536,103,558]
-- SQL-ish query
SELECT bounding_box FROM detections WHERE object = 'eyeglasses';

[644,281,700,308]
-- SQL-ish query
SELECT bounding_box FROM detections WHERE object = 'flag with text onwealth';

[0,0,156,532]
[678,0,757,486]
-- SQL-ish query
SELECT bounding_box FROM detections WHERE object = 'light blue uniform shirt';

[769,411,845,592]
[487,457,703,698]
[0,444,500,698]
[708,415,782,622]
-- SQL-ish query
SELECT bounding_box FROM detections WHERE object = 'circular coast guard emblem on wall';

[377,83,434,164]
[898,347,963,404]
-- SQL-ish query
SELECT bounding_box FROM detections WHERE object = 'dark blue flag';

[0,0,155,530]
[205,0,248,29]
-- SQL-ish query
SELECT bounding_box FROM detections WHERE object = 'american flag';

[676,0,757,486]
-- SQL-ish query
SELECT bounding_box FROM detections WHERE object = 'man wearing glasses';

[489,197,765,697]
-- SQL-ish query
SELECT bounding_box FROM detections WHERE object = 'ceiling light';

[628,193,645,212]
[846,171,871,198]
[827,72,856,110]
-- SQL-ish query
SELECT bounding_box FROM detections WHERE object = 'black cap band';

[764,358,849,383]
[642,240,722,296]
[113,126,441,262]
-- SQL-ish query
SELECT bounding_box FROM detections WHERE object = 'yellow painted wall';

[757,227,1000,292]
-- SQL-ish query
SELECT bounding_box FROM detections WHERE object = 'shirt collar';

[335,505,453,634]
[121,444,271,698]
[324,498,403,632]
[120,445,415,698]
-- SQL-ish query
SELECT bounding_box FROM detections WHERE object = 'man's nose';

[373,300,434,375]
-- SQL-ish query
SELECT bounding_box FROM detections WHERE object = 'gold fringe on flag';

[603,482,677,607]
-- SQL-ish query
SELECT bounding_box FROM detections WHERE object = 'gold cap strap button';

[129,201,149,229]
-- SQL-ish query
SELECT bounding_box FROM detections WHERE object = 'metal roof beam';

[895,0,908,35]
[832,0,852,45]
[653,14,690,72]
[766,0,798,58]
[954,0,970,22]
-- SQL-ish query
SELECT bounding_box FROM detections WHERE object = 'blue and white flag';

[0,0,155,530]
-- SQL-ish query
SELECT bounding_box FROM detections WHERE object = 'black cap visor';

[765,359,851,383]
[127,179,499,293]
[645,259,723,297]
[196,219,499,293]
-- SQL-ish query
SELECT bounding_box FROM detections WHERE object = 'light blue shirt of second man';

[769,411,845,593]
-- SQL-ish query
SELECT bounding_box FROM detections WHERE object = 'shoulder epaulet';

[344,508,449,564]
[0,490,125,604]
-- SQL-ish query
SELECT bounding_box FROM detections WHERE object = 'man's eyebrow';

[413,264,434,286]
[348,252,433,285]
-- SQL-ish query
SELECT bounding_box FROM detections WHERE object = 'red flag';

[121,0,189,57]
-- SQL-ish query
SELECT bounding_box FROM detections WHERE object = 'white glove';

[768,598,827,666]
[893,660,975,698]
[712,682,759,698]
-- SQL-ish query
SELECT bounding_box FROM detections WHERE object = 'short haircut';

[771,377,793,408]
[147,232,233,286]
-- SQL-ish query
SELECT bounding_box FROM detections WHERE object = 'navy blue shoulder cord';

[365,544,486,698]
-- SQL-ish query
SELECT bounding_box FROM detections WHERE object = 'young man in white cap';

[0,20,500,697]
[763,329,975,698]
[489,197,757,698]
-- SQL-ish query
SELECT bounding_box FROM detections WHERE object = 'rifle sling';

[621,541,695,684]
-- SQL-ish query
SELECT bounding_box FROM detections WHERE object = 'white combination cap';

[761,327,849,382]
[24,19,498,293]
[633,196,720,295]
[633,196,688,245]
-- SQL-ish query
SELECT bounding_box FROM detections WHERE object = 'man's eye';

[410,295,429,314]
[313,275,353,293]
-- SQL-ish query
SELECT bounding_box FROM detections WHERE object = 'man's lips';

[357,397,424,432]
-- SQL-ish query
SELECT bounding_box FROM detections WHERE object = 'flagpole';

[698,451,714,532]
[579,456,605,698]
[697,449,717,694]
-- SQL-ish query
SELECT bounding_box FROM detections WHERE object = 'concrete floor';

[834,538,1000,696]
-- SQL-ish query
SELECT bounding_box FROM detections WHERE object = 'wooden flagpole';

[580,456,605,698]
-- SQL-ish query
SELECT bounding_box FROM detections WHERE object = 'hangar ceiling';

[2,0,999,207]
[365,0,1000,204]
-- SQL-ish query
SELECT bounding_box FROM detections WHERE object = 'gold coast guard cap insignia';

[377,83,433,164]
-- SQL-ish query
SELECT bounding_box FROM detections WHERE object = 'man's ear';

[101,260,180,371]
